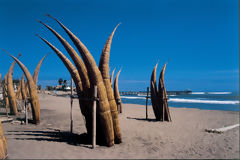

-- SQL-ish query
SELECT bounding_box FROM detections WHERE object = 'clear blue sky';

[0,0,239,92]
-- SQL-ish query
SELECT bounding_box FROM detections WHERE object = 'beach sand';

[1,93,239,159]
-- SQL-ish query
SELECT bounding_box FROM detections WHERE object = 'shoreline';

[45,90,239,112]
[124,102,240,113]
[1,93,239,159]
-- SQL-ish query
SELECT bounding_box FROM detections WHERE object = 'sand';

[1,93,239,159]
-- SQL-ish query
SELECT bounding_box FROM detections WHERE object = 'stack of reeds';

[150,62,171,122]
[37,15,122,147]
[113,69,122,113]
[0,121,7,159]
[1,49,49,125]
[2,76,9,109]
[6,54,21,116]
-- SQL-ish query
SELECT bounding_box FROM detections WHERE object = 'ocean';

[121,92,239,111]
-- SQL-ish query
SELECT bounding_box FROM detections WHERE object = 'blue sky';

[0,0,239,92]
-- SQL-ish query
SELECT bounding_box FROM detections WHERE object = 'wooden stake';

[4,95,8,118]
[25,100,28,125]
[92,85,97,149]
[5,105,8,118]
[70,78,73,133]
[120,102,122,113]
[146,87,149,120]
[116,98,122,114]
[161,79,165,122]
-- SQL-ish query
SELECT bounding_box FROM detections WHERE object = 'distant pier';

[120,89,192,96]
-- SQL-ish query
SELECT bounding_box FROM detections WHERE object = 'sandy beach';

[1,93,239,159]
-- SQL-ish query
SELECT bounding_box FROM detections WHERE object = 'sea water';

[121,92,239,111]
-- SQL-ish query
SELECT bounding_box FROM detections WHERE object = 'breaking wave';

[121,96,146,100]
[191,92,232,95]
[168,98,239,105]
[191,92,206,94]
[206,92,232,94]
[121,96,239,105]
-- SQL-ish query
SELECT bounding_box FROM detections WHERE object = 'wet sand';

[1,93,239,159]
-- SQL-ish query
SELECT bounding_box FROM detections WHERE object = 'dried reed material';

[38,21,91,95]
[36,35,93,134]
[6,54,40,124]
[25,82,30,98]
[46,14,114,146]
[0,122,7,159]
[114,69,122,114]
[159,63,171,121]
[99,24,122,143]
[150,63,161,120]
[16,79,22,100]
[110,68,116,87]
[33,53,50,85]
[3,76,9,108]
[20,74,27,101]
[6,53,20,115]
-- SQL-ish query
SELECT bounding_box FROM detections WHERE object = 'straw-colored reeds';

[37,14,122,146]
[150,63,161,120]
[99,24,122,144]
[33,53,50,85]
[20,53,49,100]
[37,21,90,95]
[2,76,9,108]
[16,79,22,100]
[0,121,7,159]
[37,35,92,134]
[110,68,116,87]
[20,74,27,101]
[114,69,122,113]
[6,54,40,124]
[158,63,171,121]
[24,81,30,98]
[37,20,93,134]
[6,54,21,115]
[150,62,171,121]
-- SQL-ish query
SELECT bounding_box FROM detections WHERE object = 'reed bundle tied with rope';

[8,55,41,124]
[37,14,122,146]
[150,62,171,122]
[1,49,49,124]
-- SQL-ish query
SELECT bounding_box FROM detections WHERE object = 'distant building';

[55,85,62,90]
[64,86,71,91]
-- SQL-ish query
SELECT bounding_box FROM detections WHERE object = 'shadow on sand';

[7,130,94,148]
[127,117,157,122]
[16,117,37,125]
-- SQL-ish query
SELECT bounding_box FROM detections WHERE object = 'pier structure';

[120,89,192,96]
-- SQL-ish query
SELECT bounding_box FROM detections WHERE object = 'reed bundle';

[2,76,9,109]
[0,122,7,159]
[110,68,116,87]
[6,54,41,124]
[16,79,22,100]
[33,53,50,85]
[37,15,122,146]
[20,74,27,101]
[114,69,122,114]
[150,62,171,121]
[99,24,122,143]
[6,53,21,115]
[2,49,48,124]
